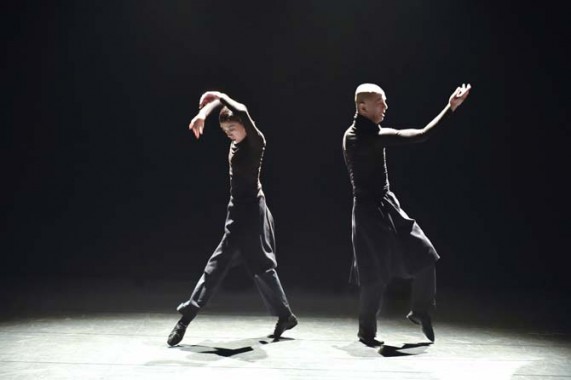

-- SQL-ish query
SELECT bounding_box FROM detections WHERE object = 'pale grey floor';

[0,278,569,379]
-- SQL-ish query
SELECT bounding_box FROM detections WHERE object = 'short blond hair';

[354,83,385,105]
[219,106,243,124]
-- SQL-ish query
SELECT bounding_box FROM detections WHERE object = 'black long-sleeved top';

[220,98,266,201]
[343,111,453,200]
[343,114,390,200]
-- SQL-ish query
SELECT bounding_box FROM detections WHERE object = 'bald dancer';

[342,83,471,346]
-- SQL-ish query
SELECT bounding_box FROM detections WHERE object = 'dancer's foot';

[273,314,298,339]
[406,311,435,342]
[357,333,384,347]
[167,320,188,346]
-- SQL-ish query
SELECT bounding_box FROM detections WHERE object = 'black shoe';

[406,311,435,342]
[358,334,384,347]
[167,321,188,346]
[273,314,298,339]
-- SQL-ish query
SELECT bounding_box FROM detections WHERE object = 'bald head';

[354,83,385,105]
[354,83,388,124]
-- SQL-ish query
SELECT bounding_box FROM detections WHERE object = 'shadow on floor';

[335,340,432,358]
[173,336,295,359]
[379,342,432,357]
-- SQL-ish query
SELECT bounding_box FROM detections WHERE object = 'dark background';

[1,1,568,294]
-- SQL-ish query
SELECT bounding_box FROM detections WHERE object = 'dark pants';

[358,264,436,339]
[177,248,292,322]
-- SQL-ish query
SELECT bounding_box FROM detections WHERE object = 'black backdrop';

[2,1,568,293]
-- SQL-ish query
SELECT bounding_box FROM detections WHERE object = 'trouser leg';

[176,240,239,323]
[410,264,436,314]
[253,268,293,318]
[358,280,386,338]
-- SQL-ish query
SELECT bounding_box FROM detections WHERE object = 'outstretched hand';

[199,91,223,109]
[189,114,205,139]
[449,83,472,111]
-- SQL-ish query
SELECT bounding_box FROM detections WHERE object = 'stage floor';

[0,277,569,379]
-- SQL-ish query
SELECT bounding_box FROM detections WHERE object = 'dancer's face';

[359,92,388,125]
[220,121,247,143]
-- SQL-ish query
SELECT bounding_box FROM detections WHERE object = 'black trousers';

[177,249,292,321]
[358,264,436,339]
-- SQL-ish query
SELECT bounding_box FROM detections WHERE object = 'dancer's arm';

[199,91,264,143]
[379,83,471,145]
[188,98,222,139]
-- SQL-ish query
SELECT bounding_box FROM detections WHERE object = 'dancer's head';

[355,83,388,124]
[219,106,247,143]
